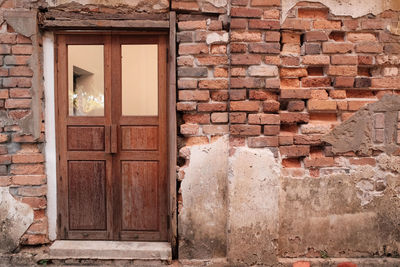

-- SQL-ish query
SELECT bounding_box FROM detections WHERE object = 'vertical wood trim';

[168,11,178,257]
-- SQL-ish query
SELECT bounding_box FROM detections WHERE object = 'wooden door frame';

[53,12,177,253]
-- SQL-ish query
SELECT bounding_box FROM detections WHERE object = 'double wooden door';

[56,33,168,241]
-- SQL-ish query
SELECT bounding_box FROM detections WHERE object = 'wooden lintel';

[41,19,169,30]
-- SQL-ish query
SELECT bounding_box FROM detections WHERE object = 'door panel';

[121,126,158,151]
[68,161,107,230]
[56,33,168,241]
[67,126,105,151]
[121,161,159,231]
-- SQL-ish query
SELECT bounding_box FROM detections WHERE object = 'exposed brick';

[358,55,374,65]
[183,114,210,124]
[304,31,328,42]
[180,124,199,135]
[248,136,279,147]
[230,112,247,123]
[19,196,46,210]
[287,101,305,112]
[294,135,322,145]
[304,157,335,167]
[322,42,353,53]
[334,77,355,88]
[280,113,310,124]
[302,77,331,87]
[12,45,33,55]
[263,100,280,112]
[179,90,209,102]
[313,20,342,30]
[230,125,261,136]
[348,101,375,111]
[179,44,208,55]
[198,103,227,112]
[280,145,310,157]
[177,102,196,111]
[355,42,383,53]
[354,77,371,88]
[298,8,328,19]
[230,101,260,112]
[281,32,301,44]
[231,77,264,88]
[347,32,376,42]
[4,55,30,65]
[199,79,228,89]
[264,125,280,135]
[328,65,357,76]
[349,158,376,166]
[308,100,337,111]
[231,7,263,18]
[249,20,280,30]
[331,55,358,65]
[9,66,33,77]
[248,65,278,77]
[178,67,208,77]
[304,43,321,55]
[0,34,17,44]
[251,0,280,6]
[5,99,31,109]
[280,68,307,78]
[361,19,385,30]
[282,19,312,30]
[10,164,44,175]
[202,125,229,135]
[265,31,281,42]
[302,55,330,65]
[231,54,262,65]
[12,175,46,185]
[279,135,294,145]
[248,114,280,125]
[178,21,206,30]
[211,112,228,123]
[248,43,280,53]
[330,90,346,99]
[282,158,301,168]
[196,56,228,66]
[280,89,311,99]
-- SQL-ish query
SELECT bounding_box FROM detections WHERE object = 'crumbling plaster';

[282,0,400,22]
[0,187,34,253]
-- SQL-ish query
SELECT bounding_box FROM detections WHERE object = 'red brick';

[5,99,31,109]
[281,79,300,89]
[330,90,346,99]
[301,77,331,87]
[196,56,228,65]
[18,185,47,197]
[230,90,247,100]
[347,32,376,42]
[0,34,17,44]
[304,157,335,167]
[9,66,33,77]
[293,261,310,267]
[322,42,353,53]
[12,154,44,164]
[263,100,280,112]
[355,42,383,53]
[231,77,264,88]
[12,45,33,55]
[199,79,228,89]
[230,101,260,112]
[10,164,44,175]
[265,31,281,42]
[280,89,311,99]
[251,0,280,6]
[178,21,206,30]
[361,19,385,30]
[249,20,280,30]
[183,114,210,124]
[231,18,248,29]
[337,263,357,267]
[231,54,262,65]
[198,103,227,112]
[12,175,46,185]
[348,158,376,166]
[248,136,278,147]
[171,1,200,11]
[358,55,374,65]
[231,7,263,18]
[304,31,328,41]
[179,43,208,55]
[19,196,46,209]
[280,68,307,78]
[248,42,280,54]
[179,90,209,101]
[334,77,355,88]
[230,125,261,136]
[202,125,229,135]
[348,101,375,111]
[287,101,305,112]
[180,124,199,135]
[8,110,30,120]
[17,35,32,44]
[211,112,228,123]
[230,112,247,123]
[302,55,330,65]
[280,113,310,124]
[263,9,280,19]
[371,77,400,89]
[313,20,342,30]
[294,135,322,145]
[308,100,337,112]
[298,8,328,19]
[231,43,247,53]
[264,125,280,135]
[280,145,310,157]
[248,114,280,125]
[279,135,294,145]
[331,55,358,65]
[4,55,30,65]
[328,65,357,76]
[310,89,329,100]
[211,91,228,101]
[282,158,301,168]
[3,77,31,88]
[282,19,312,30]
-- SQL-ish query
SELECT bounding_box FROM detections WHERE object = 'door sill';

[49,240,171,261]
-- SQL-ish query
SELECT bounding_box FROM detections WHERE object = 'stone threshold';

[49,240,172,261]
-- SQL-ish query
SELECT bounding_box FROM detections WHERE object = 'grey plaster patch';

[0,187,34,253]
[282,0,400,22]
[323,94,400,156]
[279,170,400,258]
[227,147,280,265]
[4,11,42,138]
[178,136,228,259]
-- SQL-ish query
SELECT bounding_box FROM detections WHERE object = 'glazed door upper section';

[56,33,168,241]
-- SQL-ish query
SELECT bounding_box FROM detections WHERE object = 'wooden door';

[56,33,168,241]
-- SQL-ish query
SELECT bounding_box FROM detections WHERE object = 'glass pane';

[68,45,104,116]
[122,45,158,116]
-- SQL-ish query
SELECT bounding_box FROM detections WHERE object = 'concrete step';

[49,241,172,261]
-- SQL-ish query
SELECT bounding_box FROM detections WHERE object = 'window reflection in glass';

[68,45,104,116]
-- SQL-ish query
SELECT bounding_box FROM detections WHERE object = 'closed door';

[56,33,168,241]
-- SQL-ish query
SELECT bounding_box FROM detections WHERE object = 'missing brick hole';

[329,31,345,42]
[300,33,305,46]
[307,67,324,76]
[358,67,372,77]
